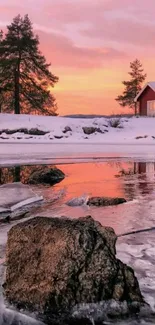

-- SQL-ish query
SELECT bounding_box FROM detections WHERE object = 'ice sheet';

[0,183,43,210]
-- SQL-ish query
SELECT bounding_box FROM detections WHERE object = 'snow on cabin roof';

[134,82,155,102]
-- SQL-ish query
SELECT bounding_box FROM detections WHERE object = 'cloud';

[34,0,155,28]
[39,0,155,49]
[37,30,126,69]
[1,0,155,49]
[82,19,155,47]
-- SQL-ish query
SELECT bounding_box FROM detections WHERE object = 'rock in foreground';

[87,197,126,206]
[5,216,144,324]
[28,167,65,185]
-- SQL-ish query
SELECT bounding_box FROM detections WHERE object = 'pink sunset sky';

[0,0,155,115]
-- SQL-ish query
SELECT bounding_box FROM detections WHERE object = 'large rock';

[28,167,65,185]
[4,216,144,324]
[87,197,126,206]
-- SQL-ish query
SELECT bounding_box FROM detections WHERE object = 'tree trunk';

[0,88,3,113]
[14,68,20,114]
[14,166,21,182]
[134,102,137,116]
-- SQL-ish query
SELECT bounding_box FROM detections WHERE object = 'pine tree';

[0,15,58,115]
[116,59,146,115]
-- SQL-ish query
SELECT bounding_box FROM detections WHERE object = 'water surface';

[1,160,155,324]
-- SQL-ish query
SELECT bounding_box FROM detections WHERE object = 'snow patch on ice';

[10,196,43,211]
[66,194,89,206]
[0,183,43,220]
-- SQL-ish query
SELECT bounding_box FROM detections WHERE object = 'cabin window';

[147,100,155,116]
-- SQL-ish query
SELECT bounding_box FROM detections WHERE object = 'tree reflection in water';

[0,165,58,185]
[115,162,155,199]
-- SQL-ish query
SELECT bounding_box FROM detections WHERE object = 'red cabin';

[135,82,155,116]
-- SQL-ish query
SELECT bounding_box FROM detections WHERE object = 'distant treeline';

[63,114,134,119]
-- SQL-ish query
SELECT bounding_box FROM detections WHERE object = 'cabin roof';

[134,82,155,102]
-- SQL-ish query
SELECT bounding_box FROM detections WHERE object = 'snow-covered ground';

[0,113,155,145]
[1,114,155,165]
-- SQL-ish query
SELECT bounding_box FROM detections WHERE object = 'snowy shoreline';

[0,113,155,145]
[0,114,155,165]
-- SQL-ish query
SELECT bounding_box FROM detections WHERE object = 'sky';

[0,0,155,115]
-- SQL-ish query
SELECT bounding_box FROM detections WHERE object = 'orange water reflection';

[1,161,155,234]
[0,161,155,201]
[54,161,155,200]
[55,162,125,198]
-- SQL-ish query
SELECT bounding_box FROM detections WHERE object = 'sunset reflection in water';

[1,161,155,233]
[55,161,155,201]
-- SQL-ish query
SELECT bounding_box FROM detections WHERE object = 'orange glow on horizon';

[51,55,154,116]
[52,65,129,115]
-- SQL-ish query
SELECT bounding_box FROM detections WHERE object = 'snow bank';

[0,113,155,145]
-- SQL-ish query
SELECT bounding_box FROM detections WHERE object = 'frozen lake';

[1,142,155,166]
[1,159,155,324]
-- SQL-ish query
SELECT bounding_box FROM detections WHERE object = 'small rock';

[63,126,72,133]
[96,128,104,134]
[54,135,63,139]
[28,128,48,136]
[135,135,148,139]
[82,127,104,135]
[0,136,9,139]
[87,197,126,206]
